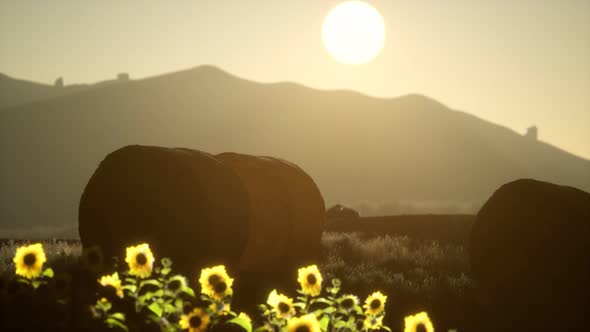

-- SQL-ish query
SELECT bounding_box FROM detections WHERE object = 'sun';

[322,1,385,65]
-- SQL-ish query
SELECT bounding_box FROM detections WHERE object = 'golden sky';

[1,0,589,159]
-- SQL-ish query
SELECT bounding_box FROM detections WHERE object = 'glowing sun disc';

[322,1,385,64]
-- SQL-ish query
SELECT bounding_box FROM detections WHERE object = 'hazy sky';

[1,0,589,159]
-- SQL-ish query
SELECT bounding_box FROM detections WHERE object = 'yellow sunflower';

[364,291,387,315]
[267,289,295,319]
[13,243,47,279]
[365,315,384,330]
[125,243,155,278]
[287,314,321,332]
[337,294,360,312]
[166,275,187,295]
[98,272,123,298]
[404,311,434,332]
[180,308,210,332]
[198,265,234,300]
[297,264,323,296]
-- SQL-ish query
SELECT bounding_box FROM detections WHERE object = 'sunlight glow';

[322,1,386,65]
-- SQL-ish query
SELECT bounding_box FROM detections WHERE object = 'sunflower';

[180,308,210,332]
[364,291,387,315]
[337,294,360,313]
[99,272,124,298]
[297,264,323,296]
[287,314,321,332]
[267,289,295,319]
[198,265,234,300]
[13,243,47,279]
[166,275,187,295]
[404,311,434,332]
[365,315,384,330]
[125,243,155,278]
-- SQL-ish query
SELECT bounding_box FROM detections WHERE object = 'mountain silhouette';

[0,72,131,109]
[1,65,589,230]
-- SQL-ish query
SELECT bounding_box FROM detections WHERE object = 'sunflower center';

[416,323,427,332]
[278,302,290,313]
[306,274,317,285]
[208,274,221,285]
[341,298,354,309]
[189,316,202,328]
[370,299,381,310]
[295,325,311,332]
[213,281,227,294]
[168,280,181,291]
[23,253,37,266]
[135,253,147,265]
[88,251,101,265]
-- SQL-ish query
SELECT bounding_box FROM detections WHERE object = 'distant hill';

[1,65,589,231]
[0,72,130,109]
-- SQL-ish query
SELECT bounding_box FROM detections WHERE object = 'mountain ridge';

[1,65,588,230]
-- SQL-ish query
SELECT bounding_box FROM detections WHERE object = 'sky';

[1,0,589,159]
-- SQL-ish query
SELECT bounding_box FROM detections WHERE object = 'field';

[0,218,479,331]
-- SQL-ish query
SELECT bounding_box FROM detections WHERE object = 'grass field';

[0,230,478,331]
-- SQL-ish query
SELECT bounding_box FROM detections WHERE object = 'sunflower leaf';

[228,317,252,332]
[319,315,330,331]
[311,298,333,305]
[381,326,392,332]
[43,268,54,278]
[139,279,163,289]
[147,302,163,317]
[181,286,195,297]
[125,278,137,285]
[105,317,129,331]
[122,284,137,293]
[160,267,171,276]
[109,312,126,322]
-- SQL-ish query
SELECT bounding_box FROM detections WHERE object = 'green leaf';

[382,326,392,332]
[42,268,54,278]
[163,303,177,314]
[161,267,171,276]
[181,286,195,297]
[32,280,42,289]
[228,317,252,332]
[147,302,163,317]
[253,327,269,332]
[105,317,129,331]
[109,312,126,321]
[293,303,306,309]
[319,315,330,332]
[310,298,334,305]
[139,279,163,288]
[124,278,137,284]
[122,285,137,293]
[329,287,340,295]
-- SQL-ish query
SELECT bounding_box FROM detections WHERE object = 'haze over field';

[1,66,589,234]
